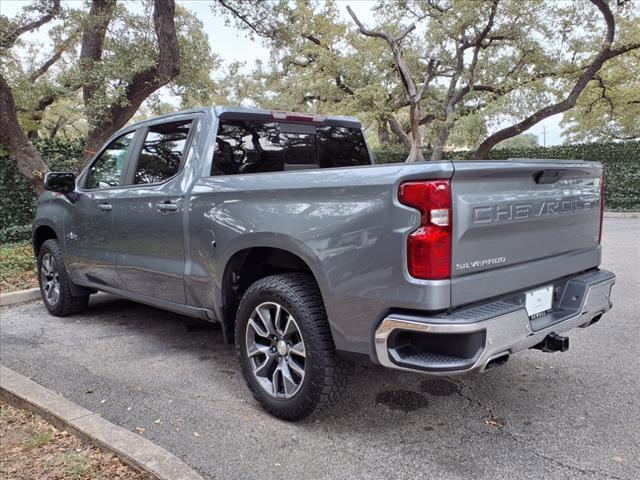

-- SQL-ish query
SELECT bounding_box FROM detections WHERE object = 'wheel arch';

[32,224,58,256]
[33,223,94,298]
[219,242,329,344]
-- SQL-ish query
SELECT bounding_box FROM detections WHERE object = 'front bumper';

[374,269,615,374]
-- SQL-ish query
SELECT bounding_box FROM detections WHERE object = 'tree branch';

[335,74,355,95]
[79,0,116,106]
[385,114,413,150]
[348,5,424,162]
[29,35,75,83]
[216,0,277,39]
[0,73,48,193]
[83,0,181,159]
[0,0,61,49]
[348,6,418,97]
[472,0,637,159]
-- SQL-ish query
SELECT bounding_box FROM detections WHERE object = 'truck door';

[113,117,197,305]
[65,130,138,289]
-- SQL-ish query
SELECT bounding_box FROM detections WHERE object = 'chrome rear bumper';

[374,269,615,374]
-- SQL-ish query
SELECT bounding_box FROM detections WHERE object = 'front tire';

[236,273,351,421]
[37,239,89,316]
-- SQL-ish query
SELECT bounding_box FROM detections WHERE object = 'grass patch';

[0,242,37,292]
[23,431,52,451]
[52,453,103,480]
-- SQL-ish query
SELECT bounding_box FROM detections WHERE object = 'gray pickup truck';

[33,106,615,420]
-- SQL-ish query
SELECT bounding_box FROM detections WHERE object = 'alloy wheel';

[245,301,306,398]
[40,253,61,306]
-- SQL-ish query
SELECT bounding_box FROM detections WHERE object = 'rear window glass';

[211,119,369,176]
[213,121,283,175]
[317,125,370,168]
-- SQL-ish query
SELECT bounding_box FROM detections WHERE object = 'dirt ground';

[0,401,145,480]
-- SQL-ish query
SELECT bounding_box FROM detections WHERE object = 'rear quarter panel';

[188,162,453,355]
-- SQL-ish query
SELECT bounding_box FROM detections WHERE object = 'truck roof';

[127,106,362,130]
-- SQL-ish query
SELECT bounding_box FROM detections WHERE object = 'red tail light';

[599,175,606,244]
[398,180,452,280]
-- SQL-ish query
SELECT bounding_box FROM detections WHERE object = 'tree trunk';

[377,119,390,145]
[81,0,180,163]
[406,101,425,163]
[430,127,451,161]
[0,74,47,195]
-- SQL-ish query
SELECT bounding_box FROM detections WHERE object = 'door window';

[85,131,135,189]
[133,120,192,185]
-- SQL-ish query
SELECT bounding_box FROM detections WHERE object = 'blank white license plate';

[525,285,553,318]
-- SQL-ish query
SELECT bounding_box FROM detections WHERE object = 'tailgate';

[450,159,603,307]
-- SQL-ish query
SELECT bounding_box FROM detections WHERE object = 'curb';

[604,211,640,218]
[0,365,203,480]
[0,287,40,307]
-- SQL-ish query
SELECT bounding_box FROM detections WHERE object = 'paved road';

[1,218,639,480]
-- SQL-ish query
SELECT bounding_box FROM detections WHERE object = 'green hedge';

[373,141,640,211]
[0,139,84,243]
[1,139,638,244]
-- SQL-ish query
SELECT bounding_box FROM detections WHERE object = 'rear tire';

[37,239,89,316]
[235,273,351,421]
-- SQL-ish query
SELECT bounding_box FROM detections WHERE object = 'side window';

[317,126,370,168]
[212,120,283,175]
[85,131,135,189]
[133,120,192,185]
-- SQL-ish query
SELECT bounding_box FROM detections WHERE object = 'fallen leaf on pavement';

[484,417,504,428]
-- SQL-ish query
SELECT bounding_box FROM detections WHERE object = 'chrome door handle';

[98,203,112,212]
[157,202,179,213]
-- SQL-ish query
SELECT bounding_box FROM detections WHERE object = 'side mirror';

[44,172,76,194]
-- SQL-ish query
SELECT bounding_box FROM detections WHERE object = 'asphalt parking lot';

[1,218,639,480]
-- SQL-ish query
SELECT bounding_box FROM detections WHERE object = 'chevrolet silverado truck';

[33,106,615,420]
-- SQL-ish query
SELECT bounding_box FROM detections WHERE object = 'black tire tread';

[38,239,89,316]
[235,273,352,421]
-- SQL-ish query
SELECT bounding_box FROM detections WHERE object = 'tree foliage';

[1,0,217,192]
[561,50,640,142]
[495,133,539,149]
[215,0,640,160]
